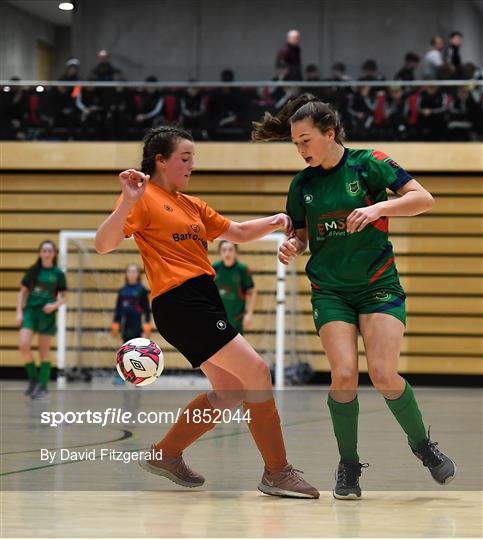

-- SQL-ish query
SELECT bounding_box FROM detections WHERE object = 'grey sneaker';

[139,445,205,488]
[333,460,368,500]
[25,380,37,396]
[258,464,319,499]
[31,386,49,400]
[411,430,456,485]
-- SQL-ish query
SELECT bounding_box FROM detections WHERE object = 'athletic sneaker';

[258,465,319,499]
[411,430,456,485]
[333,460,368,500]
[139,445,205,488]
[31,386,49,400]
[25,380,37,396]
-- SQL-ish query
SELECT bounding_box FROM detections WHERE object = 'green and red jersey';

[213,260,254,328]
[286,148,413,291]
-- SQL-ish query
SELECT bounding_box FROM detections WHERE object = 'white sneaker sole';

[258,482,319,499]
[139,458,204,488]
[433,459,457,485]
[332,490,361,500]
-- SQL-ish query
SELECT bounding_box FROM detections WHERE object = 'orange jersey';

[115,182,230,300]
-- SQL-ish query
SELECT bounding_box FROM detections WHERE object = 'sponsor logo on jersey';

[374,291,390,301]
[348,180,360,195]
[164,205,173,212]
[304,194,313,203]
[216,320,227,330]
[314,308,319,320]
[172,232,208,249]
[190,224,201,233]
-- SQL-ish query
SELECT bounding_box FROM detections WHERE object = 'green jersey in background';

[21,266,68,308]
[213,260,255,333]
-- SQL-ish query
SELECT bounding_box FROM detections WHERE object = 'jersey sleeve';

[199,200,230,241]
[56,269,68,292]
[241,265,255,292]
[286,177,306,229]
[114,195,149,237]
[366,150,413,194]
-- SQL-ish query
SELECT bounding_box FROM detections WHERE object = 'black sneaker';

[31,386,49,400]
[411,429,456,485]
[25,380,37,396]
[333,460,368,500]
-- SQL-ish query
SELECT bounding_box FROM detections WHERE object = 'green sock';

[328,394,359,462]
[25,362,38,382]
[38,361,52,389]
[385,381,427,449]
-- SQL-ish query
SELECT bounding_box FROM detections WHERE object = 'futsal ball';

[116,338,164,386]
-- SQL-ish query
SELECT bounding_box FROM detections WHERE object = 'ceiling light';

[58,2,74,10]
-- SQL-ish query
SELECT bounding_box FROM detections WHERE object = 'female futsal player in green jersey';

[213,240,256,334]
[17,240,68,399]
[252,94,456,499]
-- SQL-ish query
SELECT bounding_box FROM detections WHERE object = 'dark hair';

[218,240,239,253]
[251,93,345,143]
[450,31,463,38]
[305,64,318,73]
[25,240,58,291]
[362,59,377,72]
[140,126,194,175]
[405,52,420,63]
[221,69,234,82]
[332,62,346,73]
[125,263,142,284]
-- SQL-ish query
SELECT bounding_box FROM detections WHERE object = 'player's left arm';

[221,214,294,244]
[347,179,435,234]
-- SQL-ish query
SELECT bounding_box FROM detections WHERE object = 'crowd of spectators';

[1,34,481,142]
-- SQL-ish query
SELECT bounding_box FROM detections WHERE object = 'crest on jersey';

[304,194,313,203]
[190,224,200,233]
[348,180,360,194]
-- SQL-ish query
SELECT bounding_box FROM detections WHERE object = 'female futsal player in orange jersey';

[95,126,319,498]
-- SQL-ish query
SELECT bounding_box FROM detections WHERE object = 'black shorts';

[152,274,239,368]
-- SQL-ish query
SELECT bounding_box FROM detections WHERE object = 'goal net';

[57,230,316,389]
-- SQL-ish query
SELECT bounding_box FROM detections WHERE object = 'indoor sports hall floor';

[1,381,481,537]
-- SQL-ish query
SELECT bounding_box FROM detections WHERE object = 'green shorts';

[22,307,57,335]
[311,282,406,333]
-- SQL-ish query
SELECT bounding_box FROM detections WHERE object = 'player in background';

[95,126,319,499]
[16,240,68,399]
[111,263,152,384]
[213,240,257,335]
[252,94,456,499]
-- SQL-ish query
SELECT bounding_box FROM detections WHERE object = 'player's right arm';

[95,169,150,254]
[16,285,29,326]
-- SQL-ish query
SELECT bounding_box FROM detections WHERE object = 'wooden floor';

[1,382,481,537]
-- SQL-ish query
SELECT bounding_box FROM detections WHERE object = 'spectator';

[327,62,352,126]
[448,85,480,139]
[303,63,324,99]
[75,83,105,139]
[331,62,352,82]
[275,29,302,80]
[58,58,81,81]
[359,59,385,81]
[90,49,120,81]
[348,85,375,135]
[208,69,246,139]
[180,82,207,138]
[133,76,165,130]
[395,52,420,81]
[385,86,409,136]
[421,37,444,79]
[445,31,464,78]
[418,84,449,139]
[51,85,78,140]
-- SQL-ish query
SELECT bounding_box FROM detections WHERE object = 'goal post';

[57,230,288,389]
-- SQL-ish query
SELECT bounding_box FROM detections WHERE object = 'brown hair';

[140,126,194,175]
[251,93,345,144]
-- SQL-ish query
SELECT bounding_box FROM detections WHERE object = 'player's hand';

[119,169,150,203]
[111,322,120,337]
[243,313,252,331]
[16,311,23,326]
[42,303,57,314]
[346,205,383,234]
[278,236,303,265]
[143,322,152,338]
[270,213,294,237]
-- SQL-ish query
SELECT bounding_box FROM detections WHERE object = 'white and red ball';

[116,338,164,386]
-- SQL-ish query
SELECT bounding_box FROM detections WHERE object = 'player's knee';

[368,366,396,390]
[19,340,30,353]
[331,368,358,389]
[250,359,272,389]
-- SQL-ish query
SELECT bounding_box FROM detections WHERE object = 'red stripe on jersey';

[364,194,389,232]
[369,257,395,284]
[371,150,389,161]
[311,282,321,290]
